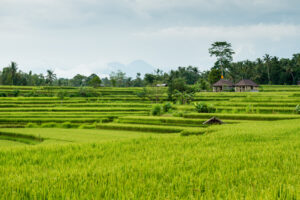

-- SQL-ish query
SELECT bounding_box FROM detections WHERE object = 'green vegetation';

[151,104,163,116]
[296,104,300,114]
[0,85,299,199]
[194,102,216,113]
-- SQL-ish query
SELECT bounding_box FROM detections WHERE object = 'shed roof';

[213,79,234,87]
[235,79,259,87]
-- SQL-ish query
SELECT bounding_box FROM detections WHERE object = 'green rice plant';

[0,131,43,144]
[180,129,205,136]
[231,108,238,114]
[256,108,260,114]
[96,123,183,133]
[183,113,300,121]
[0,118,298,199]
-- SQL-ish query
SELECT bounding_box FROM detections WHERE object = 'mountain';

[106,60,156,78]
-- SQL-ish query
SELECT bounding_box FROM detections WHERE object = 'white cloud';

[0,0,299,77]
[134,24,300,41]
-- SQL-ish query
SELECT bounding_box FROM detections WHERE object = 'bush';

[12,89,20,97]
[151,104,163,116]
[194,102,216,113]
[60,122,74,129]
[172,112,183,117]
[25,123,39,128]
[296,105,300,114]
[41,122,58,128]
[180,130,205,136]
[163,102,173,112]
[0,92,7,97]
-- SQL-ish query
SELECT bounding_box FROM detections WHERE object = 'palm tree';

[263,54,271,84]
[46,70,56,86]
[283,64,295,84]
[9,62,18,85]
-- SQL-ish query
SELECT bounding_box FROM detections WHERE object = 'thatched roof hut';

[235,79,259,92]
[203,117,223,125]
[212,79,234,92]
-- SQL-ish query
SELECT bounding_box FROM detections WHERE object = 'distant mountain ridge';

[106,60,156,78]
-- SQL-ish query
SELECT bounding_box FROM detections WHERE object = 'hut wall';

[213,86,222,92]
[235,86,259,92]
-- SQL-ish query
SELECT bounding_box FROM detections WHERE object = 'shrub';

[172,112,183,117]
[25,123,39,128]
[60,122,74,129]
[151,104,163,116]
[180,130,205,136]
[163,102,173,112]
[0,92,7,97]
[12,89,20,97]
[194,102,216,113]
[41,122,58,128]
[295,105,300,114]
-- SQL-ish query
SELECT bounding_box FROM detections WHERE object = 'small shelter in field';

[212,79,234,92]
[235,79,259,92]
[203,117,223,125]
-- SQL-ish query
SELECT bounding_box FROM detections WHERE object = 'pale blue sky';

[0,0,299,78]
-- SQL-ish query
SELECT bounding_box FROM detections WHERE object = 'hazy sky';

[0,0,300,78]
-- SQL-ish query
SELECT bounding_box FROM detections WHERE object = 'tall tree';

[46,70,56,86]
[263,54,272,84]
[10,62,18,85]
[209,41,235,79]
[88,74,101,88]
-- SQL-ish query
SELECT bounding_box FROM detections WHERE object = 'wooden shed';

[235,79,259,92]
[212,79,234,92]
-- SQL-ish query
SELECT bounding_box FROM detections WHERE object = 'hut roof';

[235,79,259,87]
[212,79,234,87]
[203,117,223,125]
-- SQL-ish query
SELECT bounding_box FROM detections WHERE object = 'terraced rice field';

[0,85,299,199]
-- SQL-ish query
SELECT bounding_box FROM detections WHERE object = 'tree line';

[1,42,299,88]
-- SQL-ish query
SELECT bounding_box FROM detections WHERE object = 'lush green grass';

[0,119,299,199]
[0,128,166,144]
[0,85,299,199]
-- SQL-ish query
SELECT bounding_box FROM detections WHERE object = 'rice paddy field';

[0,85,299,199]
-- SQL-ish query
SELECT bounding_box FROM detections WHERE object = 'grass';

[0,119,299,199]
[0,85,299,199]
